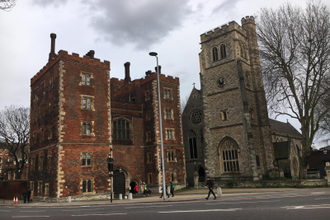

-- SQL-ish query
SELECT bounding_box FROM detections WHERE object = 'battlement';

[31,50,110,84]
[200,20,244,42]
[241,16,255,26]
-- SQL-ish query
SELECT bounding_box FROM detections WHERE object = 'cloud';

[212,0,242,15]
[82,0,193,50]
[32,0,68,7]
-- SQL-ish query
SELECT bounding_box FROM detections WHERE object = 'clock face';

[218,78,225,88]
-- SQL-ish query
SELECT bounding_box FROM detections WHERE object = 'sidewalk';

[1,187,329,207]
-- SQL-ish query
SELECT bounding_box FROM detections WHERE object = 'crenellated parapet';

[241,16,255,26]
[200,20,245,43]
[31,50,110,84]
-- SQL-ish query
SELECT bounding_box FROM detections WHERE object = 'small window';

[220,44,226,59]
[167,150,176,162]
[256,155,260,167]
[164,109,173,120]
[82,73,91,86]
[221,110,228,121]
[82,96,93,110]
[145,91,150,101]
[165,129,175,140]
[212,47,218,61]
[164,88,172,99]
[82,179,92,193]
[189,132,198,159]
[171,173,176,182]
[148,173,152,184]
[146,131,151,142]
[146,111,151,121]
[82,122,92,136]
[147,152,152,164]
[82,153,92,166]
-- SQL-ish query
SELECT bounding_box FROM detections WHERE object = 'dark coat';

[205,179,214,189]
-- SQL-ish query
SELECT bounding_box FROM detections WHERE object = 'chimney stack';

[145,70,152,76]
[86,50,95,59]
[49,33,57,61]
[155,65,161,74]
[124,62,131,83]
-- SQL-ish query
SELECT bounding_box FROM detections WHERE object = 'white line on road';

[125,205,172,209]
[61,208,105,212]
[20,211,46,213]
[282,204,330,210]
[158,208,242,214]
[12,216,50,218]
[71,213,127,216]
[206,200,281,205]
[315,197,330,200]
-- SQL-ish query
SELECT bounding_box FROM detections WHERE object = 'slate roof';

[269,119,301,137]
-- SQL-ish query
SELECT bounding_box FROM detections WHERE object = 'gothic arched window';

[212,47,218,61]
[220,138,239,172]
[220,44,226,59]
[189,132,198,159]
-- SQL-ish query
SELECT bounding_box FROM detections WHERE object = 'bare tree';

[256,1,330,178]
[0,0,16,11]
[0,105,29,180]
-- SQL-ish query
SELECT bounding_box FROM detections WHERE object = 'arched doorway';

[113,170,125,196]
[198,167,205,182]
[130,181,137,194]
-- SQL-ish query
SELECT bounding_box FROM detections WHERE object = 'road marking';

[311,192,326,195]
[315,197,330,200]
[125,205,172,209]
[282,204,330,210]
[20,211,46,213]
[158,208,242,214]
[61,208,104,212]
[71,213,127,216]
[12,216,50,218]
[206,200,280,205]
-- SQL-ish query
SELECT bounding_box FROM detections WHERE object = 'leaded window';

[189,132,198,159]
[220,44,226,59]
[113,119,130,140]
[212,47,218,61]
[221,139,239,172]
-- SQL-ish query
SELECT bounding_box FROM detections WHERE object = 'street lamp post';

[149,52,166,201]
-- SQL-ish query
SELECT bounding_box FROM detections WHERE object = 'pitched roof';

[269,119,301,136]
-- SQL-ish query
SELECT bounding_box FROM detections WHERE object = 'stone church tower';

[196,16,274,180]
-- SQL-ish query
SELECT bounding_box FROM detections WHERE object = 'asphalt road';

[1,191,330,219]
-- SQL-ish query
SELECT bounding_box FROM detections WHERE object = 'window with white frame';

[220,139,239,172]
[164,88,172,99]
[164,109,173,120]
[165,128,175,140]
[82,73,92,86]
[82,122,92,136]
[82,96,93,110]
[167,150,176,162]
[82,152,92,166]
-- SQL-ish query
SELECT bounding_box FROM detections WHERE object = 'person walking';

[170,182,175,197]
[27,189,31,203]
[205,177,216,200]
[160,184,170,198]
[22,190,28,203]
[134,184,139,194]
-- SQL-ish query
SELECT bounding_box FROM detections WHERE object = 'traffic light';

[107,157,113,172]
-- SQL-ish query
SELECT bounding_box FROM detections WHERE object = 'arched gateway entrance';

[113,170,125,196]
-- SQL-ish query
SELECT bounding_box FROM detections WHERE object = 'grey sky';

[1,0,328,147]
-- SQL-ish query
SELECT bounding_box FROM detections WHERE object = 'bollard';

[67,196,71,203]
[217,187,222,197]
[128,193,133,200]
[119,193,122,200]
